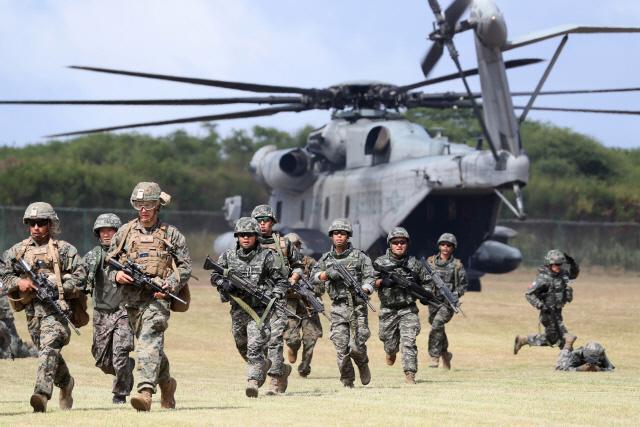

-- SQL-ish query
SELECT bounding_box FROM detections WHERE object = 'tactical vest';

[375,256,419,309]
[260,233,289,268]
[114,220,174,279]
[428,255,462,292]
[322,250,365,303]
[226,248,270,310]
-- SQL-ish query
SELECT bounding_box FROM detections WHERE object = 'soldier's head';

[251,204,276,236]
[93,213,122,246]
[285,232,303,250]
[130,182,170,227]
[23,202,59,243]
[545,249,565,273]
[234,217,260,250]
[387,227,410,258]
[583,341,605,365]
[328,219,352,249]
[437,233,457,259]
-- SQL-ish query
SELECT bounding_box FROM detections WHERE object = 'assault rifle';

[420,257,463,315]
[203,256,300,320]
[107,258,187,305]
[292,276,328,319]
[329,258,376,312]
[13,258,80,335]
[375,265,434,306]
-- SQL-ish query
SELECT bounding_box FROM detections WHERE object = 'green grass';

[1,268,639,426]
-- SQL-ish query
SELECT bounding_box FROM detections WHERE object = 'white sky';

[0,0,639,148]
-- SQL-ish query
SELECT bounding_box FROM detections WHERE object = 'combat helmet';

[93,213,122,235]
[437,233,457,247]
[23,202,60,235]
[285,232,302,247]
[545,249,566,265]
[234,217,261,236]
[583,341,605,364]
[328,218,352,237]
[251,204,277,223]
[130,182,171,209]
[387,227,410,244]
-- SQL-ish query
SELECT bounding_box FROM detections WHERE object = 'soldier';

[372,227,433,384]
[0,202,83,412]
[251,204,304,395]
[426,233,467,370]
[211,217,288,397]
[1,279,38,359]
[556,341,615,372]
[514,249,579,354]
[107,182,192,411]
[283,232,323,378]
[75,213,134,404]
[311,219,375,388]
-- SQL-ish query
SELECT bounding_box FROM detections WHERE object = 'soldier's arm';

[266,251,288,298]
[600,352,615,371]
[310,256,327,292]
[555,348,575,371]
[65,249,92,295]
[61,244,84,298]
[360,252,375,294]
[456,261,468,297]
[286,239,304,279]
[0,248,20,292]
[525,276,547,309]
[165,227,192,293]
[106,227,126,284]
[415,260,434,290]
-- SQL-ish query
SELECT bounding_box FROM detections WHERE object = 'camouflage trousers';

[284,298,323,376]
[330,302,370,384]
[28,314,72,399]
[0,317,37,359]
[555,349,576,371]
[92,308,135,396]
[378,305,421,373]
[230,306,271,382]
[267,309,288,377]
[127,299,171,394]
[527,309,569,347]
[427,304,454,358]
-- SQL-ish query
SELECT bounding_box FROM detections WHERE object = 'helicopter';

[1,0,639,290]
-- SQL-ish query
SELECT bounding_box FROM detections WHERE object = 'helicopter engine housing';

[250,145,316,192]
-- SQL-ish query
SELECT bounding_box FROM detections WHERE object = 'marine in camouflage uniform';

[556,341,614,372]
[0,202,82,412]
[107,182,192,411]
[211,217,288,398]
[252,205,304,394]
[373,227,433,384]
[74,213,134,404]
[282,232,324,378]
[0,279,38,359]
[426,233,467,369]
[514,250,579,354]
[311,219,375,388]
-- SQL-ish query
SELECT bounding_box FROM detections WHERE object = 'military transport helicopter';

[1,0,639,290]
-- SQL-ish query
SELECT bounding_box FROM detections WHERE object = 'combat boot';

[277,364,292,393]
[442,351,453,370]
[357,363,371,385]
[287,345,298,364]
[112,394,126,404]
[245,380,259,398]
[130,388,153,412]
[341,379,354,388]
[404,371,416,385]
[429,356,440,368]
[159,377,177,409]
[514,335,529,355]
[385,352,396,366]
[265,376,279,396]
[59,376,74,410]
[30,393,48,413]
[563,334,577,351]
[258,359,272,388]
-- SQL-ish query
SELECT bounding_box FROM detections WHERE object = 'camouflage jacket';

[217,244,288,311]
[427,254,467,300]
[258,232,304,277]
[73,244,122,311]
[373,251,432,309]
[525,266,573,310]
[0,294,12,320]
[0,237,81,317]
[556,347,615,371]
[107,219,192,307]
[311,243,375,305]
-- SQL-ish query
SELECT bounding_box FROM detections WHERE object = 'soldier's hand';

[221,279,235,293]
[419,298,430,306]
[154,282,170,300]
[115,271,135,285]
[325,266,341,281]
[361,284,373,295]
[17,278,36,292]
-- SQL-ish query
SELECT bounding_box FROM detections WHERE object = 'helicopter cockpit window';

[324,197,330,220]
[345,196,350,218]
[276,201,283,223]
[365,126,391,165]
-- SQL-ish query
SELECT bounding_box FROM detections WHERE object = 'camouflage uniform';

[556,342,614,372]
[0,289,37,359]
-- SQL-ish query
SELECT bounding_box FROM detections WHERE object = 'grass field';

[1,268,639,426]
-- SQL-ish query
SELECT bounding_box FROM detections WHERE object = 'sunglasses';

[255,217,272,223]
[390,240,407,246]
[27,219,49,227]
[439,242,454,248]
[236,232,256,238]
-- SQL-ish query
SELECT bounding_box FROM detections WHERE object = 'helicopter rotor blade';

[510,87,640,97]
[420,43,444,78]
[0,96,304,106]
[46,104,309,138]
[513,106,640,115]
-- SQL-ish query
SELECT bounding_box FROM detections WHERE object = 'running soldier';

[0,202,85,412]
[556,341,615,372]
[283,232,323,378]
[514,249,579,354]
[252,205,303,395]
[311,219,375,388]
[211,217,288,397]
[426,233,467,370]
[107,182,192,411]
[373,227,433,384]
[75,213,134,404]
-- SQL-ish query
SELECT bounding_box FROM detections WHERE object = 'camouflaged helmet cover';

[583,341,605,364]
[130,182,171,208]
[93,213,122,234]
[251,204,277,223]
[438,232,457,247]
[234,217,260,236]
[23,202,60,235]
[387,227,410,244]
[545,249,566,265]
[328,218,352,236]
[285,232,302,247]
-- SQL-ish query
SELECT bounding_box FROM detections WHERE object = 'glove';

[221,279,235,293]
[325,266,341,281]
[419,298,430,306]
[272,290,285,300]
[210,272,223,285]
[379,277,393,288]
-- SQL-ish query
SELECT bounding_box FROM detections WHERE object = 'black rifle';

[107,258,187,305]
[292,276,328,319]
[329,258,376,312]
[203,256,300,320]
[13,258,80,335]
[376,265,435,306]
[420,257,463,315]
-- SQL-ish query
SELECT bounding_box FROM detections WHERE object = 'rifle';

[329,258,376,312]
[107,258,187,305]
[203,256,300,320]
[376,265,435,307]
[420,257,463,315]
[13,258,80,335]
[292,276,328,319]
